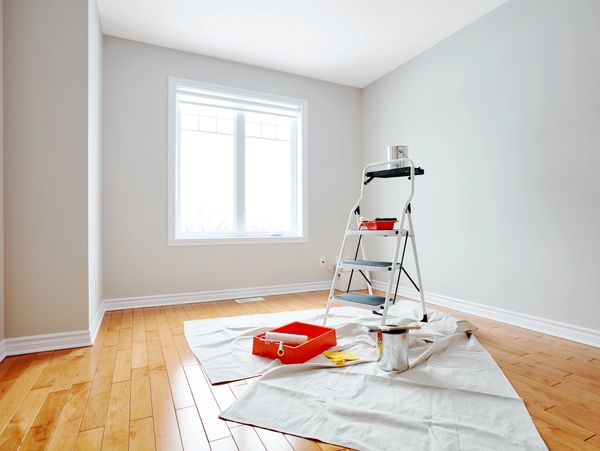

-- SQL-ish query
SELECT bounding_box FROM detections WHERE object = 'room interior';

[0,0,599,449]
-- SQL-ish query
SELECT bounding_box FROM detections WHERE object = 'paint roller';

[264,332,308,357]
[265,331,308,345]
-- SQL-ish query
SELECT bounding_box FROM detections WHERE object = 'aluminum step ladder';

[322,158,428,326]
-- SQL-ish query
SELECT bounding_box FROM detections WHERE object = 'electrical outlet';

[319,256,326,267]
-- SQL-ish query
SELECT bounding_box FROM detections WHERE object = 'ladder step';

[340,259,393,271]
[346,229,408,237]
[333,293,387,308]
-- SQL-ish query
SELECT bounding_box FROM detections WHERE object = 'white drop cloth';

[184,301,546,450]
[184,305,385,384]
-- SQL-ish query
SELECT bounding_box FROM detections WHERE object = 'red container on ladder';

[359,217,397,230]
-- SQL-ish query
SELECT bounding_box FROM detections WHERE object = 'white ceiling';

[97,0,508,88]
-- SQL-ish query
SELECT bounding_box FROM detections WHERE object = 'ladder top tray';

[364,166,424,180]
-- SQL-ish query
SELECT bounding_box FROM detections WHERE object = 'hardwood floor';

[0,291,599,450]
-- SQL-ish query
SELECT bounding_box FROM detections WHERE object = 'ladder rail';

[407,208,427,322]
[380,229,404,325]
[355,214,373,295]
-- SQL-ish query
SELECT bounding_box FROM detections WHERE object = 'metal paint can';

[386,145,408,169]
[377,329,410,372]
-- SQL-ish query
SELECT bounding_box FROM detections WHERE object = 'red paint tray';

[252,321,337,364]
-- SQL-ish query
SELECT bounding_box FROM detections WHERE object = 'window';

[168,78,307,245]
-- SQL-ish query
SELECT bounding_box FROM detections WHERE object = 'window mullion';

[235,112,246,233]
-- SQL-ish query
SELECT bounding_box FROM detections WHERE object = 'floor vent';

[234,296,266,303]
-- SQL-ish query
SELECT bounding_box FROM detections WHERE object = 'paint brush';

[366,324,422,333]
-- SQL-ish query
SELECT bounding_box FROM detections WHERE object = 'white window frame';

[167,77,308,246]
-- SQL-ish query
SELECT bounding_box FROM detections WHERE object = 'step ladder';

[322,158,428,326]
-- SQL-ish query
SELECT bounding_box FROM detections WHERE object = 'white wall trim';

[372,281,600,348]
[4,330,92,357]
[0,340,6,362]
[90,305,105,344]
[103,281,331,311]
[4,280,598,358]
[0,280,331,358]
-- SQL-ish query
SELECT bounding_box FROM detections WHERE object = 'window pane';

[199,115,217,132]
[276,125,290,141]
[178,107,235,234]
[246,121,260,137]
[217,118,233,134]
[261,123,276,139]
[180,114,198,130]
[245,113,295,233]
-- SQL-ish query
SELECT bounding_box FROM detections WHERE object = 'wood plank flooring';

[0,291,598,450]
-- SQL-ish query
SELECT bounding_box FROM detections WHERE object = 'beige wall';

[362,0,600,330]
[103,37,362,300]
[4,0,90,337]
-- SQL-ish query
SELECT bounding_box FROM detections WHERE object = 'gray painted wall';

[102,37,362,299]
[4,0,90,337]
[88,0,103,329]
[0,0,4,341]
[3,0,597,339]
[362,0,600,329]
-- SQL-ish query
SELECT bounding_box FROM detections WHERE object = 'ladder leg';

[407,209,427,322]
[346,235,362,292]
[354,213,373,295]
[322,298,332,326]
[324,207,356,325]
[380,231,403,326]
[358,237,373,295]
[392,233,409,305]
[323,265,339,325]
[380,282,392,326]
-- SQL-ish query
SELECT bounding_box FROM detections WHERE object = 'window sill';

[167,236,309,246]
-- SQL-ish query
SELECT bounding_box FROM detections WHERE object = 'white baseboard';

[372,281,600,348]
[4,279,598,359]
[0,280,331,358]
[102,281,331,311]
[4,330,92,357]
[0,340,6,362]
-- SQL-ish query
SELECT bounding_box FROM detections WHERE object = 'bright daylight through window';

[168,79,307,244]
